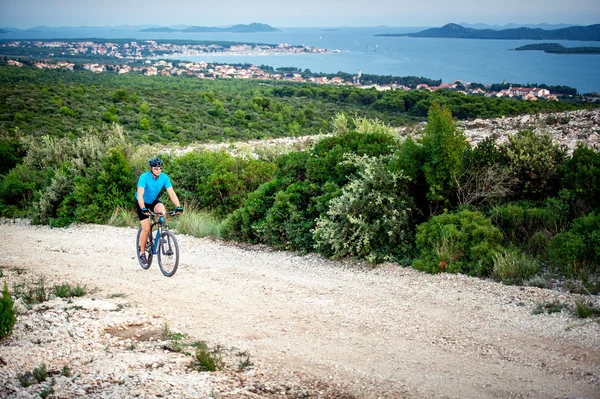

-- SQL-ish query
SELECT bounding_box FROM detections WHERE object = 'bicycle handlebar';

[146,210,179,217]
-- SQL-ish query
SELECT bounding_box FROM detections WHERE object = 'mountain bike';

[136,210,180,277]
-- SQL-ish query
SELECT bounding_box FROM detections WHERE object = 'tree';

[420,103,467,213]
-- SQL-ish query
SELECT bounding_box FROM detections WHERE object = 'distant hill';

[459,23,579,31]
[0,29,9,34]
[376,23,600,41]
[514,43,600,54]
[140,23,278,33]
[139,27,178,33]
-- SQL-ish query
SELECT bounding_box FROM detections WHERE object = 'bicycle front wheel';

[157,231,179,277]
[136,227,153,270]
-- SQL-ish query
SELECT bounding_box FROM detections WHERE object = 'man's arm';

[166,187,181,209]
[137,187,146,208]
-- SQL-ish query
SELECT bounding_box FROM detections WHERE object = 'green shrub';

[33,364,48,382]
[0,138,25,172]
[193,343,224,372]
[0,282,17,339]
[492,249,540,285]
[11,277,51,306]
[502,130,566,200]
[548,213,600,277]
[575,300,600,318]
[489,198,570,248]
[169,150,276,217]
[527,231,551,258]
[548,232,585,277]
[58,146,135,224]
[313,154,415,264]
[420,103,467,210]
[223,129,396,251]
[0,164,45,216]
[413,210,504,276]
[558,144,600,215]
[53,282,86,298]
[32,163,78,226]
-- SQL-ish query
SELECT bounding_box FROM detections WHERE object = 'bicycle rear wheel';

[158,231,179,277]
[136,227,153,269]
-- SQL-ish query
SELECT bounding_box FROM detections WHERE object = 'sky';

[0,0,598,29]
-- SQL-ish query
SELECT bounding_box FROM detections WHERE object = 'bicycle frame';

[148,212,175,255]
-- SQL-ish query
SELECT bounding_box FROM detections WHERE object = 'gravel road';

[1,222,599,398]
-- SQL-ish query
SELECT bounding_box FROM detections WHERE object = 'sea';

[3,26,600,94]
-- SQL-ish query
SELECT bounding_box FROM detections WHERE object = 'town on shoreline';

[0,39,580,101]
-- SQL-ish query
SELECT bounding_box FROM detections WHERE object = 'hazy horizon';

[0,22,594,30]
[0,0,598,30]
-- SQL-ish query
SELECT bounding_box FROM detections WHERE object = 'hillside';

[140,23,278,33]
[377,23,600,41]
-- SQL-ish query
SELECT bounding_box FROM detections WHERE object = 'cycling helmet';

[149,157,163,168]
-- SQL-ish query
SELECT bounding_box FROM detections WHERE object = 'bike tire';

[157,231,179,277]
[136,227,153,269]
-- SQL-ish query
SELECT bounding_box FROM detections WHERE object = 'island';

[140,23,278,33]
[376,23,600,41]
[514,43,600,54]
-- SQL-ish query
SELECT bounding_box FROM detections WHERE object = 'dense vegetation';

[0,65,592,144]
[1,66,599,294]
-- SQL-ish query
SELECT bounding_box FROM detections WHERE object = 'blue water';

[3,26,600,93]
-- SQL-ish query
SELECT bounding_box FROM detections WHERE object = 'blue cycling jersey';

[135,171,172,204]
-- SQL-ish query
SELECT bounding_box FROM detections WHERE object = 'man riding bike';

[135,157,183,265]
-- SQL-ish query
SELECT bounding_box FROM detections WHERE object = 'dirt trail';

[2,222,599,398]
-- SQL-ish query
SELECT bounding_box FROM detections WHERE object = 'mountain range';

[139,23,278,33]
[376,23,600,41]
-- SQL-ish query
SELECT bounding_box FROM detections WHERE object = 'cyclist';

[136,157,183,265]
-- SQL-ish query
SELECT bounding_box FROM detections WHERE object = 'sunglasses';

[152,166,162,170]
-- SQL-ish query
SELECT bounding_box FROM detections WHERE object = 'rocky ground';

[1,222,599,399]
[187,108,600,158]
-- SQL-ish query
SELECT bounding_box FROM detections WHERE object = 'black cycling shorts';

[135,198,162,221]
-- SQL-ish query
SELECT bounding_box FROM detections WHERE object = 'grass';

[12,277,51,306]
[171,207,223,239]
[575,300,600,318]
[107,207,138,227]
[492,250,540,285]
[192,342,224,372]
[53,282,87,298]
[532,301,567,315]
[161,322,186,353]
[236,350,253,371]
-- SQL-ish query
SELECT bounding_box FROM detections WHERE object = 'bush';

[558,144,600,215]
[489,198,570,248]
[58,147,135,224]
[548,212,600,277]
[548,232,585,277]
[0,282,17,339]
[313,154,415,264]
[0,164,45,216]
[193,343,224,372]
[502,130,566,200]
[420,103,467,211]
[223,129,397,251]
[413,210,504,276]
[169,150,276,217]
